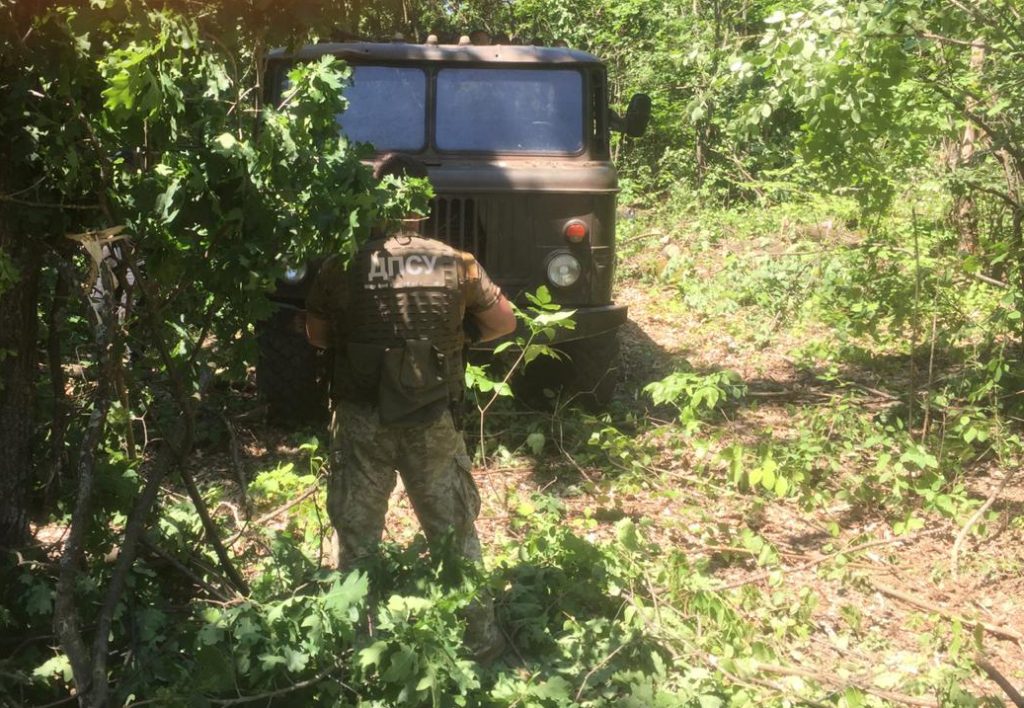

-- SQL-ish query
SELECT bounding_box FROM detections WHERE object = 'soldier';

[305,153,516,662]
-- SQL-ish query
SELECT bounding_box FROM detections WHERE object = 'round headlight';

[283,263,308,284]
[546,253,581,288]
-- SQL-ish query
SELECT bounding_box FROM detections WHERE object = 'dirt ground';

[363,272,1024,704]
[168,258,1023,705]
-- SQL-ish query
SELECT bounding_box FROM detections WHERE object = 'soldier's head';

[373,152,429,182]
[373,153,432,236]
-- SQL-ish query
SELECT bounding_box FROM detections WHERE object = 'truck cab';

[260,39,649,418]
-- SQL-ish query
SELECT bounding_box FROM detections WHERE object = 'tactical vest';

[334,232,468,425]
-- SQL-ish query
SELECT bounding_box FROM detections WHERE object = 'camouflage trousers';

[327,401,502,659]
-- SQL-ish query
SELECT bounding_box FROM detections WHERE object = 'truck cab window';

[336,66,427,152]
[435,68,584,154]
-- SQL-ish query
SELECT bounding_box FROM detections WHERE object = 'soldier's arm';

[471,294,516,342]
[306,313,331,349]
[305,255,344,350]
[461,253,516,342]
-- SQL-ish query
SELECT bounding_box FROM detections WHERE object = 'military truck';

[258,37,649,420]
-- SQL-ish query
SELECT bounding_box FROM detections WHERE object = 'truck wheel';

[257,306,328,425]
[516,329,620,409]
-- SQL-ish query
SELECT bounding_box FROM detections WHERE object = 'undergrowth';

[4,189,1020,707]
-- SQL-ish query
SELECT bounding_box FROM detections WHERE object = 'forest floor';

[190,204,1024,705]
[392,223,1022,702]
[610,272,1024,701]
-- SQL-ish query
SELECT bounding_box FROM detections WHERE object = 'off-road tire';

[257,305,329,425]
[515,329,620,410]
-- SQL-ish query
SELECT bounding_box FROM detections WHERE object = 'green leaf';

[284,647,309,673]
[616,518,640,551]
[774,476,790,497]
[34,654,72,681]
[533,310,575,327]
[525,286,552,308]
[842,687,865,708]
[532,675,572,700]
[899,445,938,470]
[215,132,238,151]
[760,458,777,490]
[258,654,287,671]
[747,464,763,487]
[526,432,545,455]
[323,570,368,619]
[24,582,53,616]
[381,645,417,683]
[359,641,388,671]
[197,624,224,646]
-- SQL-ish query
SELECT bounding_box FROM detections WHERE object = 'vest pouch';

[344,342,385,401]
[378,339,449,426]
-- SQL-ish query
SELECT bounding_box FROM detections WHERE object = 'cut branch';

[951,467,1017,579]
[180,466,250,595]
[714,527,946,591]
[869,580,1023,643]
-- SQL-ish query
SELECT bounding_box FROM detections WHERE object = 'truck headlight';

[546,253,581,288]
[283,263,308,284]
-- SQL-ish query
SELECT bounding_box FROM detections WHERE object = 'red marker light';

[564,220,588,243]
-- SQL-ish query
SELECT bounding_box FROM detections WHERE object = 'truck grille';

[426,197,486,264]
[425,195,531,288]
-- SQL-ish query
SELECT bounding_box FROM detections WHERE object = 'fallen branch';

[951,468,1017,580]
[976,656,1024,708]
[27,694,78,708]
[714,527,946,591]
[869,580,1023,643]
[968,271,1009,289]
[90,409,197,704]
[752,661,939,707]
[620,229,665,245]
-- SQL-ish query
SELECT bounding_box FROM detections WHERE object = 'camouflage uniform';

[307,230,503,658]
[326,402,481,567]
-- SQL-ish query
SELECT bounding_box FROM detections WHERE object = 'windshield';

[435,68,584,153]
[336,66,427,152]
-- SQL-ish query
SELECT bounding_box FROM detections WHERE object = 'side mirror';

[623,93,651,137]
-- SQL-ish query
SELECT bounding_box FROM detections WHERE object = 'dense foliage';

[2,0,1023,706]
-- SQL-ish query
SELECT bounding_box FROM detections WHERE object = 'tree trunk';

[0,213,43,549]
[949,40,987,252]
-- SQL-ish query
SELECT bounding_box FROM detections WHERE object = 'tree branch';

[207,663,351,705]
[0,194,101,210]
[53,266,119,701]
[139,535,233,603]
